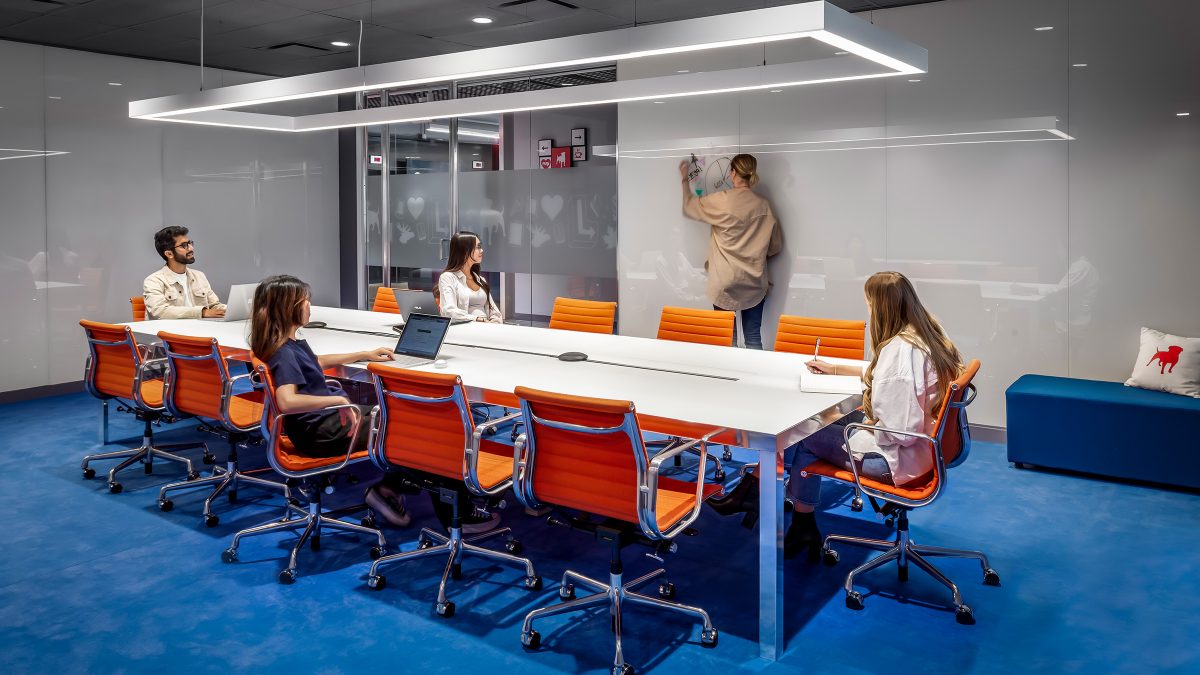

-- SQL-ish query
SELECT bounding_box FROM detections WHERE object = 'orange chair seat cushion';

[475,439,516,490]
[227,393,264,429]
[654,477,724,531]
[274,434,370,472]
[139,379,165,408]
[801,459,938,501]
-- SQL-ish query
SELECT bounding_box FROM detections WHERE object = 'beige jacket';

[143,265,224,320]
[438,269,502,322]
[682,185,783,310]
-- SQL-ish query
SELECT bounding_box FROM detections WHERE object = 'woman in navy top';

[249,275,411,526]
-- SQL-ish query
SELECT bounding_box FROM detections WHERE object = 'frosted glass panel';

[459,169,532,274]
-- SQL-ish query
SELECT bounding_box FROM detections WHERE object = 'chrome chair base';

[82,433,210,494]
[823,511,999,624]
[367,525,540,616]
[157,461,289,527]
[521,567,717,674]
[221,494,386,584]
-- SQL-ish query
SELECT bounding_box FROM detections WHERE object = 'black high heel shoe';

[784,511,822,561]
[708,471,760,529]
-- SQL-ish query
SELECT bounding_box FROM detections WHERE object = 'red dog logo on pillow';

[1147,345,1183,374]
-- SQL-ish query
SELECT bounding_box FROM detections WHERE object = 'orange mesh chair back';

[80,319,161,407]
[656,306,735,347]
[372,286,401,314]
[130,296,146,321]
[158,331,261,431]
[549,297,617,335]
[367,364,516,495]
[514,386,720,538]
[774,315,866,359]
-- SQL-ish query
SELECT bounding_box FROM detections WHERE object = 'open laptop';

[392,290,438,320]
[202,283,257,322]
[389,312,451,367]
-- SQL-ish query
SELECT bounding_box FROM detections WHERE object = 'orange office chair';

[79,320,211,493]
[656,306,735,346]
[372,286,401,314]
[774,315,866,359]
[513,386,723,674]
[130,297,146,321]
[548,297,617,334]
[154,332,289,527]
[364,365,540,616]
[805,360,999,623]
[219,358,386,584]
[653,306,736,474]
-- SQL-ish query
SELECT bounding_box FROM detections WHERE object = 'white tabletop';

[128,306,861,448]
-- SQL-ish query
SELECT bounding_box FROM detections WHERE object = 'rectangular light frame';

[129,1,926,133]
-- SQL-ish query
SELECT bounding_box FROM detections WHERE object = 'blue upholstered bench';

[1006,375,1200,490]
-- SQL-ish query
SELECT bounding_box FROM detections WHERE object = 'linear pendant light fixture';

[129,1,926,132]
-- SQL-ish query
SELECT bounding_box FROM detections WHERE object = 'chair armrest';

[269,403,367,478]
[835,422,942,508]
[643,428,725,540]
[465,411,524,496]
[132,358,169,410]
[510,434,533,509]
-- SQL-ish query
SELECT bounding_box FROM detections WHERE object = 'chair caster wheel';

[310,536,321,551]
[145,464,153,475]
[187,471,200,481]
[227,490,237,503]
[721,449,733,462]
[955,605,975,625]
[521,629,541,650]
[369,546,384,560]
[983,568,1001,586]
[701,627,718,647]
[158,499,174,512]
[202,454,216,465]
[83,468,95,480]
[368,574,386,591]
[361,515,377,529]
[417,538,434,550]
[823,549,839,566]
[614,664,635,675]
[108,482,123,494]
[559,583,575,600]
[885,517,895,528]
[846,590,864,610]
[524,575,542,591]
[450,563,462,580]
[435,601,455,618]
[278,569,296,585]
[713,469,725,481]
[657,582,676,599]
[221,548,238,563]
[505,539,523,555]
[898,566,909,582]
[205,514,219,528]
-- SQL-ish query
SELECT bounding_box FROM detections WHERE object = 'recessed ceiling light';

[1035,26,1053,31]
[769,89,782,93]
[473,153,480,156]
[654,101,665,104]
[48,96,61,100]
[562,83,574,86]
[1178,112,1191,117]
[472,17,493,24]
[677,69,690,73]
[1072,63,1087,67]
[108,82,122,86]
[834,51,848,55]
[331,41,350,47]
[908,78,921,82]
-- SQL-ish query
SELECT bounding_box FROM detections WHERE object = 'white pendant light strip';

[130,1,927,132]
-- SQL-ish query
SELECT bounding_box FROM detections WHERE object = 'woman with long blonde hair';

[709,271,963,559]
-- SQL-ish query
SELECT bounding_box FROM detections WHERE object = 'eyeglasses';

[174,240,195,250]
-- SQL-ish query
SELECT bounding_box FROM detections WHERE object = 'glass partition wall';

[360,74,619,326]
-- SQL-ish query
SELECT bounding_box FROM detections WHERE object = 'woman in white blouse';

[437,231,502,323]
[787,271,963,559]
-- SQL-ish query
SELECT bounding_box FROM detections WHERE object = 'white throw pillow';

[1125,327,1200,398]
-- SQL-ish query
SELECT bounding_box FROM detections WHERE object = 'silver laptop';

[393,290,438,320]
[203,283,257,322]
[389,313,451,367]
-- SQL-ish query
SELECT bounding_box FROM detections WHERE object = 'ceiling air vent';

[498,0,580,9]
[260,42,331,57]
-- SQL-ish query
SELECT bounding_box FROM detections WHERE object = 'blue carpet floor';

[1,391,1198,674]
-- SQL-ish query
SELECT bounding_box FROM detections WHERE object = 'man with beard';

[143,226,226,320]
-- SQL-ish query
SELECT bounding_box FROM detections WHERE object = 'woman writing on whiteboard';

[709,272,964,560]
[438,231,502,323]
[678,153,782,349]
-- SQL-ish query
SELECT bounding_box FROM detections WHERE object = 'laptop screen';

[394,313,450,358]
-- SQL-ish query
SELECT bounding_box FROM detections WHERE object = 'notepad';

[800,372,864,395]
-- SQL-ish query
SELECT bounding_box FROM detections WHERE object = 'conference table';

[128,306,862,662]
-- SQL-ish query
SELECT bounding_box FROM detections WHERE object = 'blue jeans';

[784,411,893,508]
[715,296,766,349]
